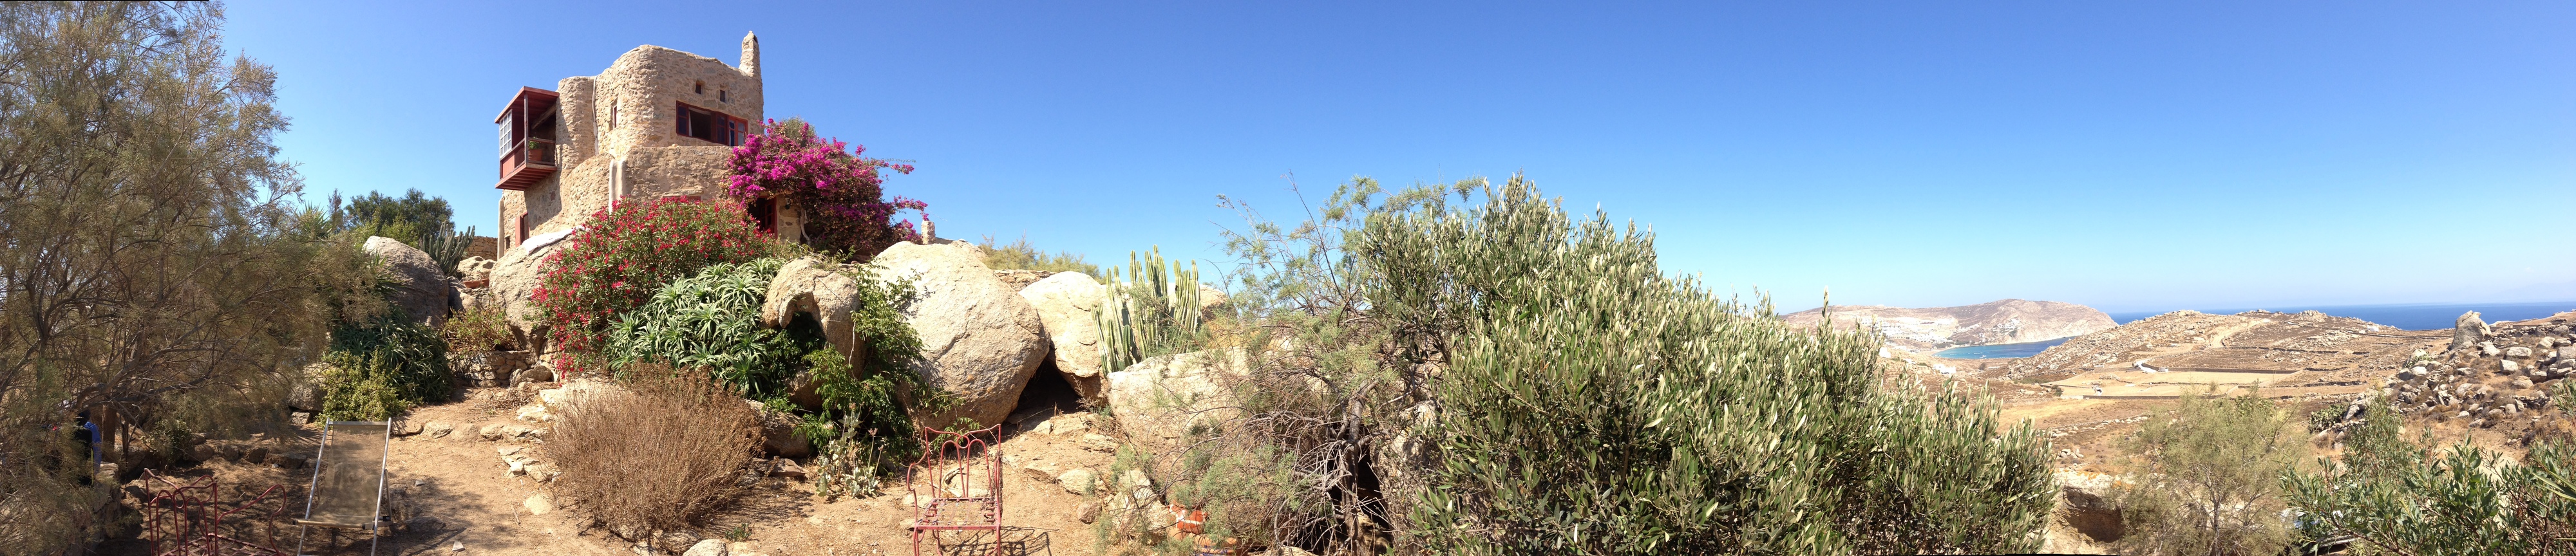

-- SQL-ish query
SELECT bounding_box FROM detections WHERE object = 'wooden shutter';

[674,102,690,137]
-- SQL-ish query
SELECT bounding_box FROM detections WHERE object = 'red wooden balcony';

[493,87,560,190]
[497,138,556,190]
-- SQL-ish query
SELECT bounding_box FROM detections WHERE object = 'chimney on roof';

[740,32,761,79]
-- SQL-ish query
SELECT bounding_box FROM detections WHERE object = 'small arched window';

[694,80,705,94]
[719,89,727,102]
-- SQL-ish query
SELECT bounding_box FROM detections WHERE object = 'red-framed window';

[676,102,746,147]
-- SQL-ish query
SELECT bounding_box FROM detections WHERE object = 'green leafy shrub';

[2109,388,2302,556]
[533,198,770,364]
[599,259,802,398]
[593,254,939,499]
[1211,175,2056,555]
[439,305,513,353]
[305,232,452,422]
[980,234,1101,275]
[805,263,946,498]
[2286,399,2576,555]
[319,314,451,421]
[804,348,927,499]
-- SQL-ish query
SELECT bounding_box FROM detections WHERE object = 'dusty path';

[351,385,1119,556]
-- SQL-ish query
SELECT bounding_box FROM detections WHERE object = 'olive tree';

[1206,175,2058,555]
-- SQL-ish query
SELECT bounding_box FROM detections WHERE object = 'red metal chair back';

[905,424,1004,555]
[138,470,290,556]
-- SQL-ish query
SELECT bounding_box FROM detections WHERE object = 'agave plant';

[600,259,801,397]
[417,225,477,278]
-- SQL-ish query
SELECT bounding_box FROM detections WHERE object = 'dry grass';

[545,366,760,539]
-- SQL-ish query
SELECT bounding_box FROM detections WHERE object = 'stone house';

[489,32,808,256]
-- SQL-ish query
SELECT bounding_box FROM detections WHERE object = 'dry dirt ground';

[116,378,1132,556]
[1896,309,2576,553]
[111,309,2572,555]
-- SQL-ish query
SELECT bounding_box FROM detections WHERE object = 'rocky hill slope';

[1782,299,2116,351]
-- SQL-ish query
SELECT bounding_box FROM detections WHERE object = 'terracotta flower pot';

[1170,504,1208,535]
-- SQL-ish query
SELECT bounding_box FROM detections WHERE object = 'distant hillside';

[1782,299,2116,351]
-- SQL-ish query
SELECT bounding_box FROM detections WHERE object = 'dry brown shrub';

[545,364,760,537]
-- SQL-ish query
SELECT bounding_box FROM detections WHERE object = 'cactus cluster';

[1095,246,1208,374]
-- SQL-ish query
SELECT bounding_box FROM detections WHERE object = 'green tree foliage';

[0,3,325,551]
[1211,176,2056,555]
[298,189,473,277]
[594,255,936,497]
[317,313,451,422]
[336,189,451,242]
[2110,389,2303,555]
[2285,399,2576,555]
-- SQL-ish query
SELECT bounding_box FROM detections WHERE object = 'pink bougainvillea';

[531,198,769,367]
[725,118,923,259]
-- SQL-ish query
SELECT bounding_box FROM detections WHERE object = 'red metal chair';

[906,424,1004,556]
[137,470,291,556]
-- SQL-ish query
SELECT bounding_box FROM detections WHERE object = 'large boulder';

[486,236,561,341]
[2454,311,2490,353]
[873,241,1050,430]
[761,256,871,410]
[1020,272,1110,401]
[362,236,458,326]
[1104,349,1247,458]
[457,256,497,284]
[762,257,866,360]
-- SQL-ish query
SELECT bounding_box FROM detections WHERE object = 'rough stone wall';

[619,146,732,199]
[493,34,762,259]
[498,173,566,248]
[464,237,498,260]
[556,76,596,169]
[590,43,761,156]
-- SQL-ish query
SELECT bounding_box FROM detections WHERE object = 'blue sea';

[1934,337,2072,359]
[2105,301,2576,331]
[1929,301,2576,359]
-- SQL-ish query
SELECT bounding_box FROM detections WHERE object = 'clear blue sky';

[224,1,2574,313]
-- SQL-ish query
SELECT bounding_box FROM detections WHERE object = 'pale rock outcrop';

[2454,311,2490,353]
[2054,471,2126,544]
[681,539,728,556]
[993,269,1053,292]
[760,256,867,409]
[1781,299,2114,351]
[363,236,459,326]
[755,407,812,458]
[1020,272,1110,400]
[1197,284,1227,312]
[487,233,574,341]
[872,241,1050,430]
[457,256,497,284]
[1105,349,1247,458]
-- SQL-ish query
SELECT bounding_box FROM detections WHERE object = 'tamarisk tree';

[0,3,329,550]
